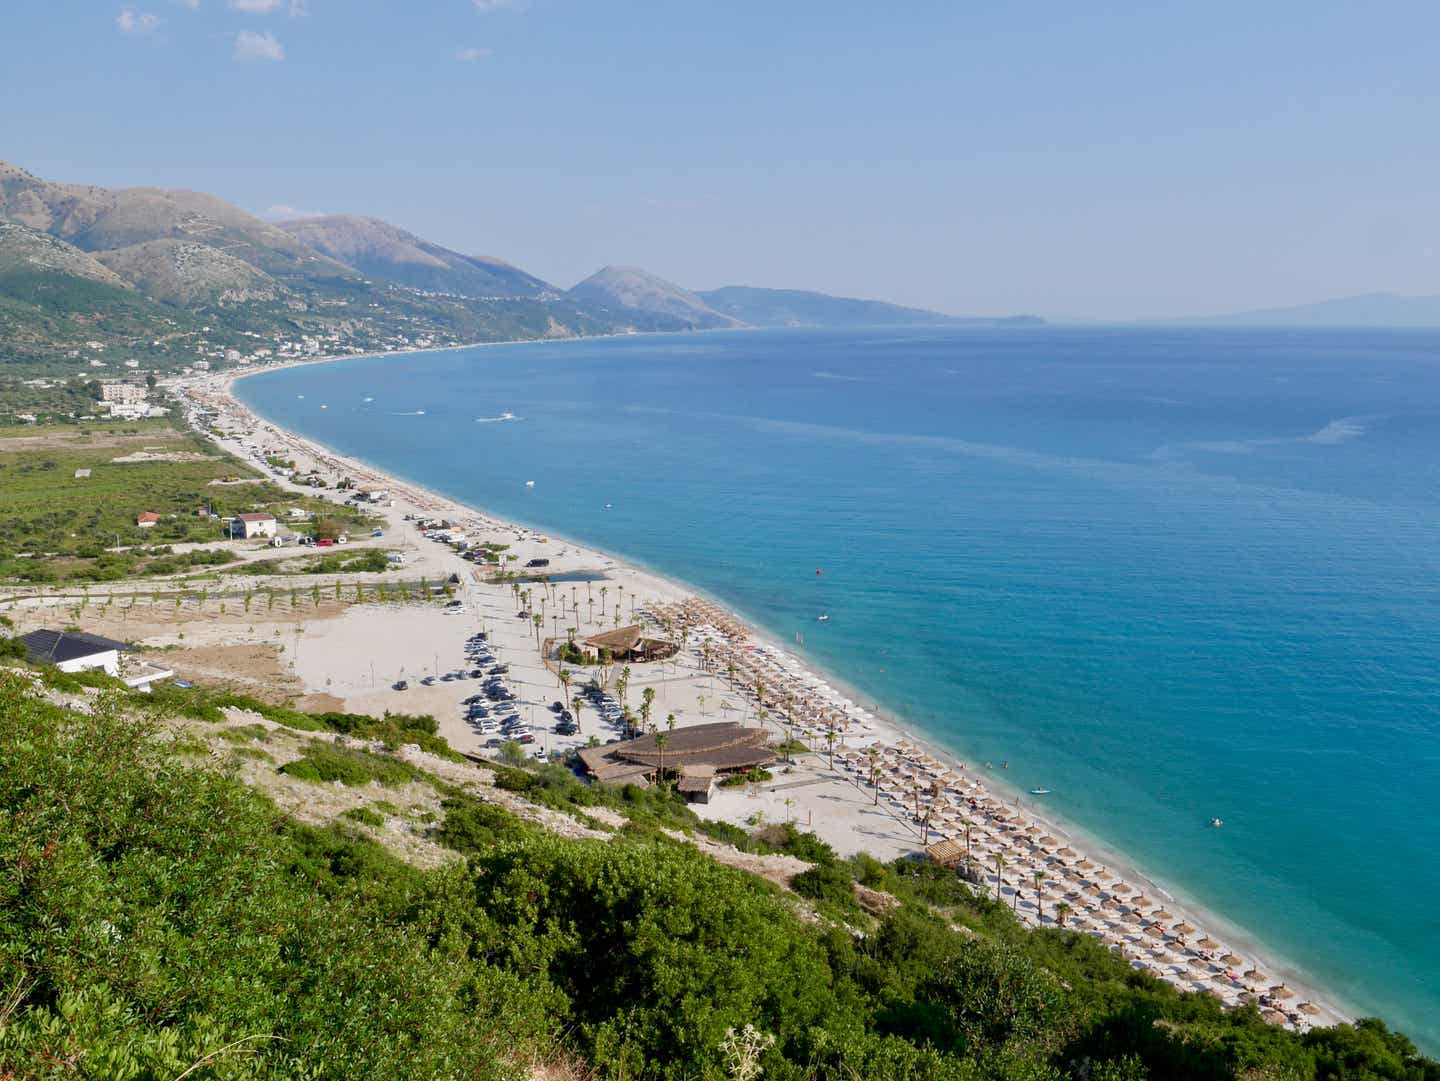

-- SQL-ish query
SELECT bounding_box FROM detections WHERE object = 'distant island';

[1165,292,1440,328]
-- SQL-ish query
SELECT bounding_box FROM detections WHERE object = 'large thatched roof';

[578,722,775,779]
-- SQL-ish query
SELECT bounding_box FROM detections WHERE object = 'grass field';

[0,419,373,582]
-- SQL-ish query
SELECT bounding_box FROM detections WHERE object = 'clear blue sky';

[6,1,1440,318]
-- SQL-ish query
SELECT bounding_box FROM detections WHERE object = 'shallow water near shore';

[238,325,1440,1049]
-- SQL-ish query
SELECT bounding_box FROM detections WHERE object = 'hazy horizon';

[7,1,1440,320]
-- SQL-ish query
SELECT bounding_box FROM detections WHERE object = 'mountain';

[0,160,355,287]
[0,160,617,371]
[0,220,195,361]
[696,284,1043,328]
[276,214,551,298]
[567,265,745,330]
[1169,292,1440,328]
[93,239,281,306]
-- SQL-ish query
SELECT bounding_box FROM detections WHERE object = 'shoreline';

[179,345,1351,1034]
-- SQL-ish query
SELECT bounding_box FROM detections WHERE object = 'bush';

[436,794,529,854]
[280,743,419,787]
[791,861,856,907]
[343,805,385,827]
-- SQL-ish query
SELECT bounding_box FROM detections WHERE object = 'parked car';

[393,680,408,691]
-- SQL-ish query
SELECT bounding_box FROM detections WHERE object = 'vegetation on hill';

[0,672,1433,1080]
[277,214,553,298]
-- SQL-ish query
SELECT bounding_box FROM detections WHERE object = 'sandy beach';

[24,351,1344,1034]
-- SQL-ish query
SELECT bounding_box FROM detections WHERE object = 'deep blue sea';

[238,326,1440,1048]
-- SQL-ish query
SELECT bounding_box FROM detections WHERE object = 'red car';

[316,538,335,547]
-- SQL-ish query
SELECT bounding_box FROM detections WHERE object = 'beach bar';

[577,722,775,801]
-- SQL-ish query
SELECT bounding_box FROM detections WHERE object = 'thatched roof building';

[925,839,966,868]
[579,625,676,663]
[577,722,775,800]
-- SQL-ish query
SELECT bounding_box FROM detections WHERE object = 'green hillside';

[0,672,1432,1080]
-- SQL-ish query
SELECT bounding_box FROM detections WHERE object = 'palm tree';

[1054,901,1071,928]
[617,666,631,706]
[783,797,795,824]
[824,730,837,770]
[993,853,1006,903]
[964,822,973,877]
[532,612,543,646]
[587,597,595,626]
[558,667,571,700]
[654,731,669,789]
[600,586,608,614]
[1033,870,1047,922]
[697,694,707,717]
[640,686,655,732]
[572,693,583,729]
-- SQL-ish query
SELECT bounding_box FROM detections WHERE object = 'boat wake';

[475,412,520,423]
[389,410,427,416]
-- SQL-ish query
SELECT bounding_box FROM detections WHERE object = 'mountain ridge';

[566,265,745,330]
[276,214,552,298]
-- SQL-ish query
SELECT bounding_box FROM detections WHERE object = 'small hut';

[925,838,966,869]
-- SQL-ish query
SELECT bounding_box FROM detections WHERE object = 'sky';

[5,1,1440,319]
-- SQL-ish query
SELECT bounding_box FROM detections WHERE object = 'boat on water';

[525,480,536,488]
[1029,787,1051,796]
[1210,817,1224,828]
[816,614,830,622]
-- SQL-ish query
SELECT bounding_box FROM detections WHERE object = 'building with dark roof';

[18,629,174,691]
[577,722,775,801]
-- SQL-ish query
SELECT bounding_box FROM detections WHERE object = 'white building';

[100,382,146,406]
[233,513,278,539]
[19,629,173,691]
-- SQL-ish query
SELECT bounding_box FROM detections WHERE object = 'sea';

[237,325,1440,1049]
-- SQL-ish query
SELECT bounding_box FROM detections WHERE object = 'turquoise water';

[238,326,1440,1047]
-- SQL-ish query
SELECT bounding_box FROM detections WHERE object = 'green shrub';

[791,861,855,907]
[280,743,419,787]
[342,805,385,827]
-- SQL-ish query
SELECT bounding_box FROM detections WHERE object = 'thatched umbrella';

[1038,834,1059,846]
[1221,953,1245,968]
[1076,858,1095,869]
[1298,1001,1321,1016]
[1244,968,1267,983]
[1058,847,1077,857]
[1172,921,1196,936]
[1123,911,1143,925]
[1196,936,1220,950]
[1261,1010,1287,1026]
[1269,984,1295,1000]
[1143,924,1165,939]
[1151,909,1174,922]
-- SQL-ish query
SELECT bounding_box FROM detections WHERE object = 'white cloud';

[456,47,492,62]
[234,29,284,61]
[229,0,281,12]
[116,9,163,34]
